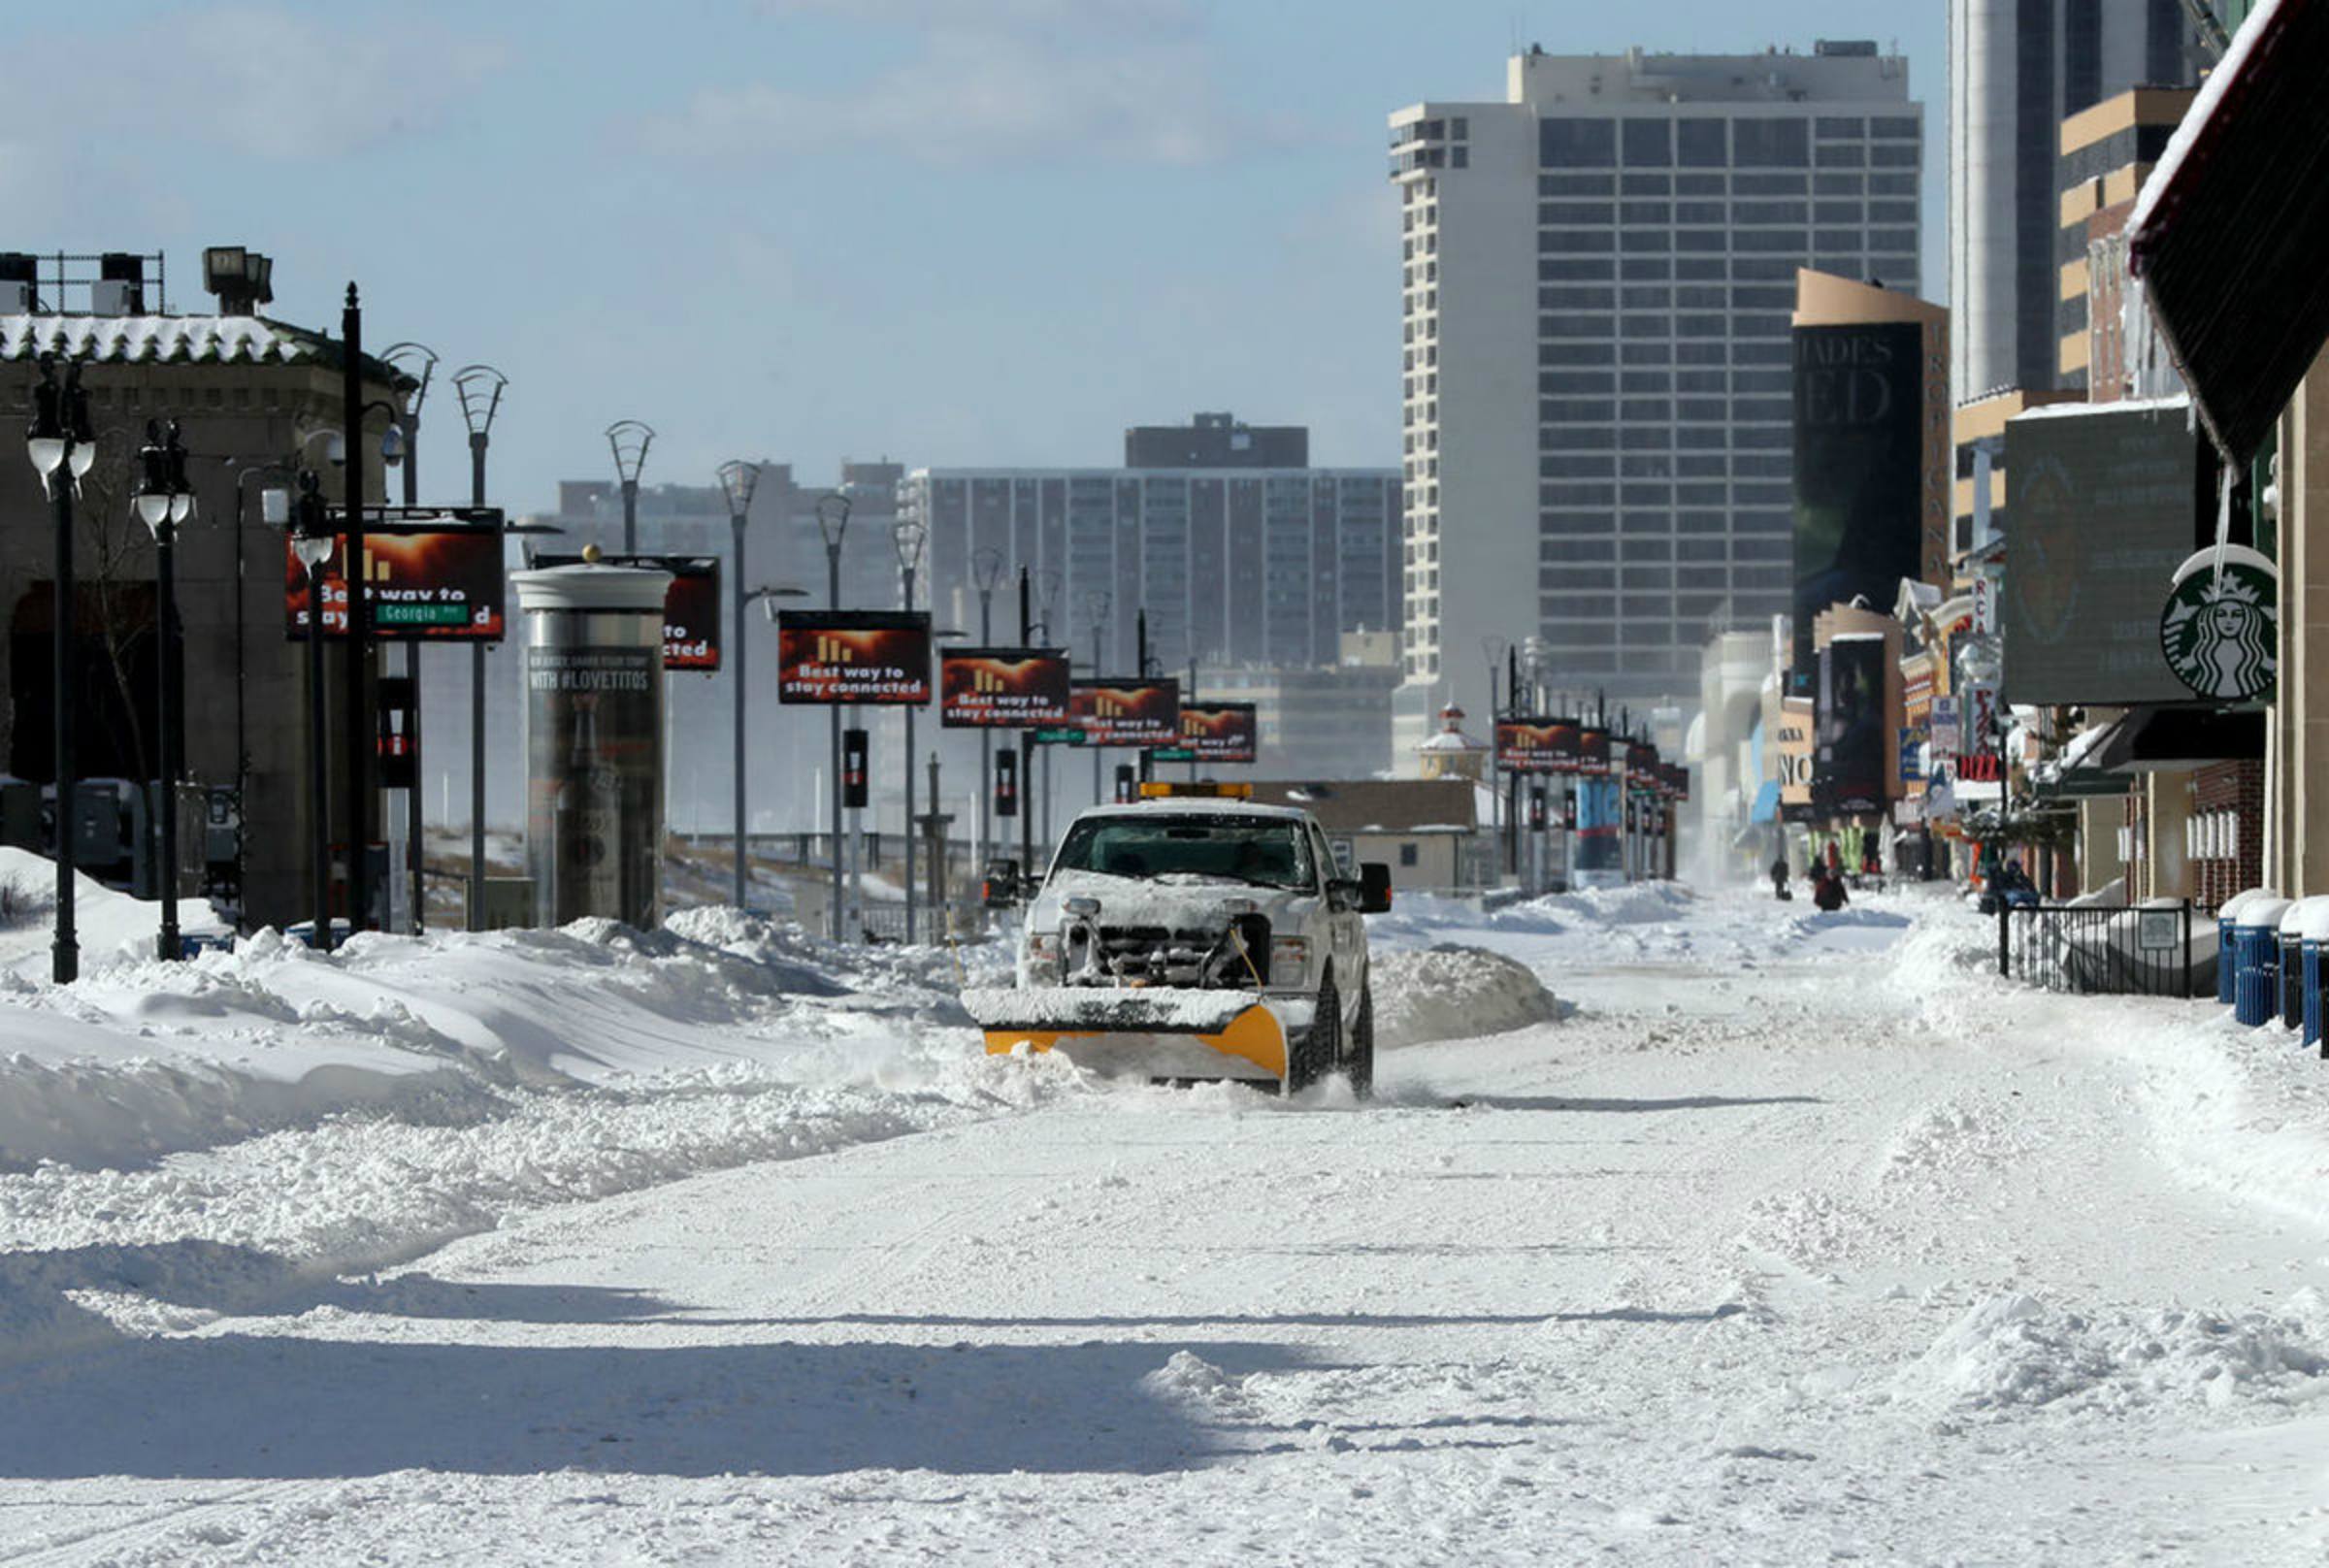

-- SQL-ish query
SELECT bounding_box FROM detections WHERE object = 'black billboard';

[2000,401,2200,705]
[534,553,723,670]
[1792,320,1923,689]
[1815,635,1886,816]
[776,611,933,704]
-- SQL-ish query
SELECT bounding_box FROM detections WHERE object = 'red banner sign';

[1177,702,1259,764]
[286,526,506,640]
[1495,718,1579,773]
[939,647,1071,728]
[1069,678,1179,747]
[535,553,722,670]
[776,610,933,704]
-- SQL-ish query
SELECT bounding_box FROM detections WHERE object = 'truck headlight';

[1269,935,1309,981]
[1029,932,1060,960]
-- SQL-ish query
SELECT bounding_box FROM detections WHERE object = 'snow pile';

[0,907,1009,1171]
[1897,1289,2329,1418]
[1372,944,1558,1048]
[0,847,230,979]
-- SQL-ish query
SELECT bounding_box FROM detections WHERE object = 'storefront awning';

[2128,0,2329,460]
[2085,704,2266,772]
[1749,780,1781,825]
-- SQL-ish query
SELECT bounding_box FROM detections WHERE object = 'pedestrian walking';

[1812,866,1849,912]
[1769,855,1791,901]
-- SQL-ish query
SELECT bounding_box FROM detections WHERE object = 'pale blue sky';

[21,1,1945,507]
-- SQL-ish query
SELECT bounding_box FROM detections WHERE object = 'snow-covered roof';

[1070,799,1314,823]
[2130,0,2281,239]
[0,312,317,366]
[2006,393,2189,424]
[1417,730,1486,752]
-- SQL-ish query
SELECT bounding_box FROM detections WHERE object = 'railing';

[1997,899,2195,998]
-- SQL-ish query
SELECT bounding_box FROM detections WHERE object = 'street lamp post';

[25,354,94,983]
[814,491,853,941]
[733,581,807,909]
[1082,588,1111,809]
[381,343,434,931]
[970,547,1005,866]
[717,459,762,909]
[892,518,928,943]
[452,365,506,931]
[1033,570,1061,845]
[607,421,654,555]
[292,473,336,946]
[338,286,373,935]
[135,421,197,961]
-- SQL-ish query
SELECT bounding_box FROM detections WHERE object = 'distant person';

[1769,856,1791,901]
[1813,867,1849,913]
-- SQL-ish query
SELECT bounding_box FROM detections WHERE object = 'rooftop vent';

[92,253,145,316]
[0,253,34,313]
[203,245,275,314]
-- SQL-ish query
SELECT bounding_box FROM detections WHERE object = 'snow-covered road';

[4,887,2328,1563]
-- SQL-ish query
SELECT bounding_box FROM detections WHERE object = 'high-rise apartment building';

[1389,43,1922,748]
[1947,0,2200,401]
[904,415,1399,678]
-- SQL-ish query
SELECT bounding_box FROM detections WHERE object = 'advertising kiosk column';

[512,554,674,929]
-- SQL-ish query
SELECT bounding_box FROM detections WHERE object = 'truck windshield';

[1052,814,1314,891]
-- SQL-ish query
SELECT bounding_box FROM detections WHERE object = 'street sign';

[1032,726,1087,746]
[1148,746,1196,763]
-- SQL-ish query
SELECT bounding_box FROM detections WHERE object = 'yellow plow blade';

[981,1002,1288,1082]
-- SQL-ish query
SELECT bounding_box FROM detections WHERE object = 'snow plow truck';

[964,783,1392,1095]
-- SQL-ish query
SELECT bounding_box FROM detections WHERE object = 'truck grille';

[1061,915,1271,988]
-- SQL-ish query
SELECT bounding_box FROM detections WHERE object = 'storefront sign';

[2160,544,2279,702]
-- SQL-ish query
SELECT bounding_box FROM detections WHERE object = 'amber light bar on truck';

[1137,781,1253,800]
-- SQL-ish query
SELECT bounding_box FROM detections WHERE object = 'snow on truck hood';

[1031,867,1319,926]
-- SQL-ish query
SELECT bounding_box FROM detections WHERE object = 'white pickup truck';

[964,785,1392,1095]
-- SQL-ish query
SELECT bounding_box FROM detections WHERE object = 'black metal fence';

[1997,899,2195,997]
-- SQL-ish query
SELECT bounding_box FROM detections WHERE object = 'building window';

[1622,117,1672,167]
[1539,117,1617,168]
[1732,118,1809,167]
[1399,843,1420,868]
[1677,118,1725,166]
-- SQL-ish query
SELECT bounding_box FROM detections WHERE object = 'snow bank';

[1896,1289,2329,1418]
[0,847,229,980]
[1371,945,1558,1048]
[0,908,1003,1172]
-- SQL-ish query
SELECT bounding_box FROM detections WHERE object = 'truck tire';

[1289,972,1339,1095]
[1347,980,1374,1100]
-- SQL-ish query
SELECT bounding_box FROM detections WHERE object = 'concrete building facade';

[1947,0,2199,401]
[1388,42,1923,758]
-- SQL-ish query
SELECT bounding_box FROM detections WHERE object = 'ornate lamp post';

[452,365,507,931]
[607,420,654,555]
[133,421,197,960]
[24,354,94,983]
[814,490,853,941]
[717,459,762,909]
[892,518,928,942]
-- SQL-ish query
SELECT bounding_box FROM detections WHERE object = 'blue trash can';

[2282,902,2313,1029]
[2300,900,2329,1048]
[2217,888,2271,1006]
[2234,898,2293,1027]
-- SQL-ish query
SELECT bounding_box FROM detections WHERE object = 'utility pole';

[1018,567,1033,876]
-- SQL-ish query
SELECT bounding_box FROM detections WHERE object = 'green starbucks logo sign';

[2160,545,2278,702]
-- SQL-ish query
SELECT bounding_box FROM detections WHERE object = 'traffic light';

[842,728,869,809]
[1114,763,1136,803]
[994,748,1019,819]
[1561,788,1578,831]
[1527,785,1548,832]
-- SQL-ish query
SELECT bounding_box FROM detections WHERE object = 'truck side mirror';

[1359,862,1393,914]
